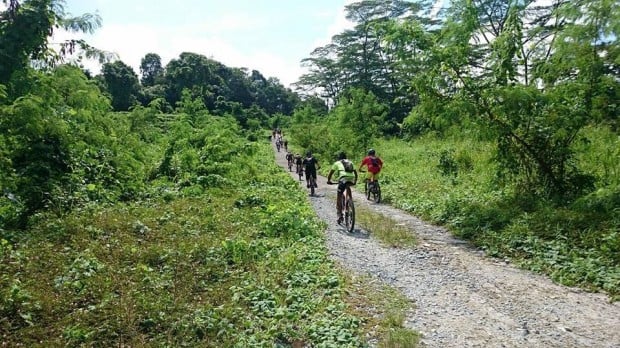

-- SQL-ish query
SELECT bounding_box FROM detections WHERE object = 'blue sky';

[58,0,357,87]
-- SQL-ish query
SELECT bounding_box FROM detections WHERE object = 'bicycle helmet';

[306,151,312,157]
[338,151,347,160]
[367,149,375,156]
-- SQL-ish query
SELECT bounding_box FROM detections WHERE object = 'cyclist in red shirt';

[359,148,383,183]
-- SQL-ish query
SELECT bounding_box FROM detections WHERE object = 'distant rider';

[294,153,303,176]
[302,151,320,188]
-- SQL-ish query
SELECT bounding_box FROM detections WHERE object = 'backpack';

[370,157,379,168]
[341,159,354,172]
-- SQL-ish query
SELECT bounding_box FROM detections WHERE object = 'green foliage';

[139,52,164,87]
[0,0,110,84]
[366,134,619,299]
[0,66,151,226]
[488,84,595,198]
[160,52,299,120]
[0,138,372,346]
[100,60,140,111]
[289,88,386,163]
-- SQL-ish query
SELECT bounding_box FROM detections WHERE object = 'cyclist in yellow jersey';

[327,151,357,223]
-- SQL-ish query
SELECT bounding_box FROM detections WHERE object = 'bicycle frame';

[296,164,303,181]
[329,181,355,232]
[361,171,381,203]
[308,175,316,196]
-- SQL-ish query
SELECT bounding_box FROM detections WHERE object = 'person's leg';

[336,182,345,222]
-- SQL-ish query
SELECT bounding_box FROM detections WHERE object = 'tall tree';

[101,60,140,111]
[139,52,163,86]
[0,0,111,85]
[296,0,436,132]
[407,0,619,196]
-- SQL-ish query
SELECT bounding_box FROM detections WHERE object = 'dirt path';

[273,146,620,348]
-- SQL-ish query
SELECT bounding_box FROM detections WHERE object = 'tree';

[406,0,618,197]
[163,52,222,109]
[0,0,112,85]
[295,0,436,133]
[139,52,164,86]
[101,60,140,111]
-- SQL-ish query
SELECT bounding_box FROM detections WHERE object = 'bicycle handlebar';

[326,181,356,185]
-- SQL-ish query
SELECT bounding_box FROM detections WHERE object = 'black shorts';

[337,179,353,193]
[305,169,317,179]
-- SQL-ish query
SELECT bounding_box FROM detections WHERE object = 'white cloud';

[33,1,357,88]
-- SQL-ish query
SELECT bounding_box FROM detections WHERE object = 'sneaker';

[337,216,343,224]
[306,184,310,188]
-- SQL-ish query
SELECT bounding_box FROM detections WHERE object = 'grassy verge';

[0,138,380,346]
[356,205,417,248]
[343,274,420,347]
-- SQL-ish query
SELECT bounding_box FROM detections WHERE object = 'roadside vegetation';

[288,0,619,300]
[0,96,410,345]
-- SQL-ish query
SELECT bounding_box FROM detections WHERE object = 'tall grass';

[2,125,407,346]
[356,205,417,248]
[369,126,619,300]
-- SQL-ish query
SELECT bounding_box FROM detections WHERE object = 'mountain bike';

[296,163,303,181]
[276,140,281,152]
[361,170,381,203]
[307,173,317,196]
[327,180,355,232]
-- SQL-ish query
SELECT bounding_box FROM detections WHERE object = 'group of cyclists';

[272,128,288,152]
[276,130,384,225]
[271,128,383,223]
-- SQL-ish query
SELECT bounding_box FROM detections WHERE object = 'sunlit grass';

[367,128,620,300]
[0,137,376,346]
[343,274,420,347]
[356,205,417,248]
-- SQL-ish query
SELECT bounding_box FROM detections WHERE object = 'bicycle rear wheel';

[344,189,355,232]
[372,182,381,203]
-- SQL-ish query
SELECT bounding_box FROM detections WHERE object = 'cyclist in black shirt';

[302,151,320,189]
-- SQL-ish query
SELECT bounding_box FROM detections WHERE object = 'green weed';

[356,206,417,248]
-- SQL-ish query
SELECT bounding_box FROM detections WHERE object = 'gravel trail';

[273,146,620,348]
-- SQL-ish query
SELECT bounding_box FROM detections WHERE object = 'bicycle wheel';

[310,178,315,196]
[344,188,355,232]
[373,183,381,203]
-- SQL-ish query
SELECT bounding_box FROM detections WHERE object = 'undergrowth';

[373,126,619,301]
[0,121,378,346]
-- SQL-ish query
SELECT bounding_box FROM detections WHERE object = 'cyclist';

[285,151,294,169]
[294,153,303,177]
[327,151,357,224]
[302,151,320,189]
[359,148,383,184]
